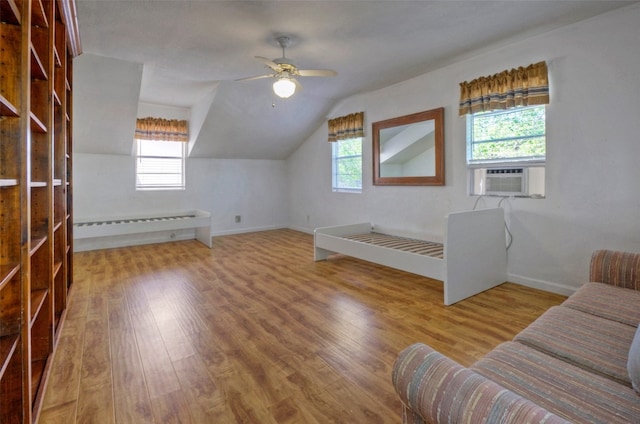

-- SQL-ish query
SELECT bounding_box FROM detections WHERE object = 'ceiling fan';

[237,35,337,99]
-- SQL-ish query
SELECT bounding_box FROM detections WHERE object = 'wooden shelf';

[30,111,48,133]
[31,358,47,401]
[30,233,48,256]
[0,93,19,117]
[29,289,48,325]
[54,47,61,68]
[31,0,48,28]
[0,179,19,187]
[0,334,20,380]
[0,263,20,291]
[2,0,78,421]
[53,260,62,278]
[30,43,48,81]
[0,4,25,417]
[0,0,21,25]
[53,90,61,106]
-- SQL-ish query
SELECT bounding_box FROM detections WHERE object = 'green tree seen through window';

[333,138,362,191]
[469,105,545,163]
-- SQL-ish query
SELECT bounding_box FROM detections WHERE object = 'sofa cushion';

[472,342,640,424]
[630,325,640,393]
[392,343,572,424]
[513,305,636,385]
[590,249,640,291]
[562,282,640,327]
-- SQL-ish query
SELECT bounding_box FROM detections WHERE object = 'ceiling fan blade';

[255,56,282,72]
[235,74,274,82]
[298,69,337,77]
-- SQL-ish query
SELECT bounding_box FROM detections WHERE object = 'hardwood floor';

[38,229,566,423]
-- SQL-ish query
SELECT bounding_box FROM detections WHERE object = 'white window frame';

[332,137,362,193]
[466,105,546,168]
[135,139,186,191]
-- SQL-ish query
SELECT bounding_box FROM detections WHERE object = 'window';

[136,139,186,190]
[332,137,362,192]
[467,105,545,165]
[467,105,546,197]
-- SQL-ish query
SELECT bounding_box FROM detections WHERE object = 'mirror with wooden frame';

[372,107,444,186]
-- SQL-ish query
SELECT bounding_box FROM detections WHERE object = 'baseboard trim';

[211,225,287,237]
[287,225,314,235]
[508,273,578,296]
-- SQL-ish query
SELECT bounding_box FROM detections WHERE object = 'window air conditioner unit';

[484,167,528,196]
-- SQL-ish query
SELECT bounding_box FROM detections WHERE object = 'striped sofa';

[392,249,640,423]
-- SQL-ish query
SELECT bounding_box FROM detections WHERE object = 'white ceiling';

[75,0,636,159]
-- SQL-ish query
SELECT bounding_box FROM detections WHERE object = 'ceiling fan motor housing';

[273,59,298,74]
[275,35,293,49]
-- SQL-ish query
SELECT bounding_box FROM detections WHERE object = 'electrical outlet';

[235,215,241,223]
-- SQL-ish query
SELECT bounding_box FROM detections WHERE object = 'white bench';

[73,209,212,250]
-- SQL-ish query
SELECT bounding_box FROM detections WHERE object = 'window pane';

[332,138,362,191]
[468,105,545,163]
[473,107,545,142]
[137,173,183,186]
[336,157,362,189]
[137,157,182,174]
[336,138,361,156]
[471,136,545,161]
[138,139,184,157]
[136,139,185,190]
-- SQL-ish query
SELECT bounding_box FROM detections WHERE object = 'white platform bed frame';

[314,208,507,305]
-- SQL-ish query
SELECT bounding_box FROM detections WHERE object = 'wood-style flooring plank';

[74,283,115,424]
[150,390,193,424]
[129,309,181,400]
[171,354,224,422]
[40,315,86,411]
[36,400,77,424]
[108,298,154,423]
[39,229,566,423]
[75,381,115,424]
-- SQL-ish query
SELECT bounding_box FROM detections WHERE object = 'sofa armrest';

[392,343,571,424]
[590,249,640,290]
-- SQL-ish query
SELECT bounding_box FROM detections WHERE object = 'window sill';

[136,187,186,191]
[332,188,362,194]
[470,193,545,199]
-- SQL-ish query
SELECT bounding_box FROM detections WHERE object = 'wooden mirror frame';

[372,107,445,186]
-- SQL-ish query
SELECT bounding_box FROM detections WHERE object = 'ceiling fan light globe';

[273,78,296,98]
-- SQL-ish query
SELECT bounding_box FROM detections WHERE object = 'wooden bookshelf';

[0,0,80,422]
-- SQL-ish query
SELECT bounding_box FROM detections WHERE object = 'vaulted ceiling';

[74,1,636,159]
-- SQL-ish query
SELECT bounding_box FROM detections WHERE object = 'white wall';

[287,4,640,295]
[74,154,288,239]
[73,55,288,248]
[74,54,142,156]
